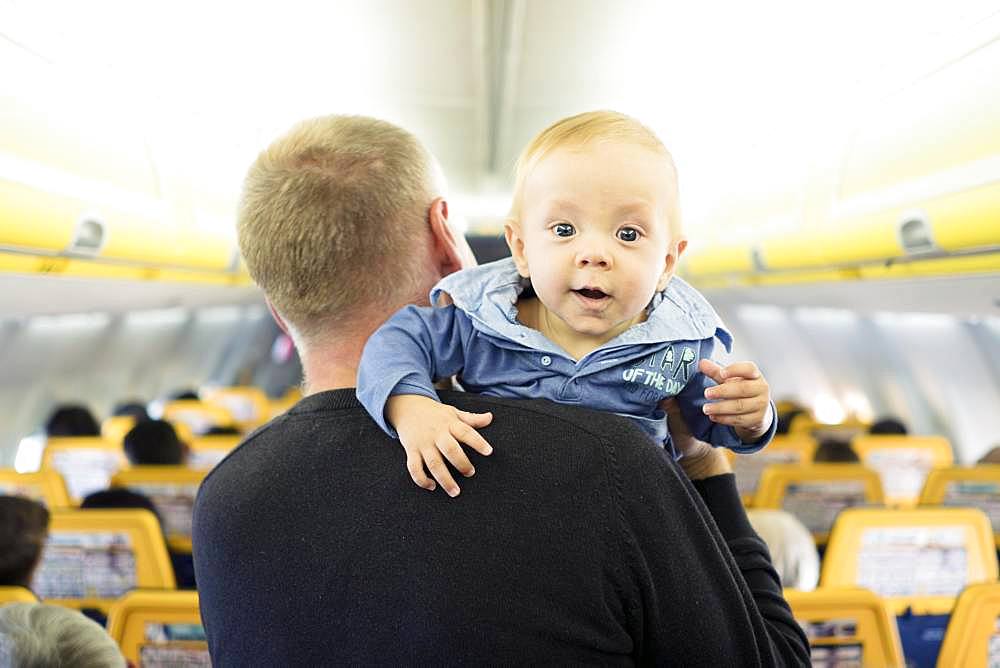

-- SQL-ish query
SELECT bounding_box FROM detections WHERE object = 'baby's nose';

[576,248,612,268]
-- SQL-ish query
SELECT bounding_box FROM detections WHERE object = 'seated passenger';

[0,602,126,667]
[0,496,49,590]
[869,416,908,435]
[123,420,188,466]
[81,488,195,590]
[747,509,820,591]
[978,445,1000,465]
[44,404,100,437]
[111,400,151,423]
[813,438,861,463]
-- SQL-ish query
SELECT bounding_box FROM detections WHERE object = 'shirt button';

[540,355,552,367]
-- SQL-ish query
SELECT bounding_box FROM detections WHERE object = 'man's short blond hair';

[238,115,437,339]
[508,110,681,236]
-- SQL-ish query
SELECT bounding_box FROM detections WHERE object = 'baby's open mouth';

[575,288,609,299]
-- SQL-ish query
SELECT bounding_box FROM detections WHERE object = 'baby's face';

[510,142,680,345]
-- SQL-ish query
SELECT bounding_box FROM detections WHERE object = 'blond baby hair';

[237,115,437,340]
[508,110,681,236]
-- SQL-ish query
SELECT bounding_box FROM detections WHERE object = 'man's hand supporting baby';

[386,395,494,497]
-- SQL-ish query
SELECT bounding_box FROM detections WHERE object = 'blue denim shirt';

[357,257,774,456]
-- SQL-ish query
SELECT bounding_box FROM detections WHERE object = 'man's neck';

[298,326,374,395]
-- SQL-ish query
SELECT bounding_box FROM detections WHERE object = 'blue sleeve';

[356,304,474,438]
[676,338,777,454]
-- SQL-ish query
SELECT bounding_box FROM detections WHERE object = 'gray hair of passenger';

[0,602,126,667]
[746,509,820,591]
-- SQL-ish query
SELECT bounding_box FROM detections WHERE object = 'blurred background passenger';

[0,602,127,668]
[813,438,861,463]
[123,420,187,466]
[775,400,808,436]
[111,400,151,423]
[44,404,100,437]
[746,509,820,591]
[868,416,909,435]
[978,445,1000,465]
[0,496,49,589]
[169,389,200,401]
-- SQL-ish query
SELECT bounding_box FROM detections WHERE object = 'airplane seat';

[920,465,1000,549]
[753,463,884,545]
[821,506,997,667]
[0,468,71,508]
[0,586,38,604]
[187,434,241,470]
[201,385,271,431]
[785,588,904,667]
[30,509,175,616]
[40,437,127,504]
[936,582,1000,668]
[101,415,139,446]
[106,590,207,666]
[726,435,817,505]
[161,400,235,436]
[851,435,955,508]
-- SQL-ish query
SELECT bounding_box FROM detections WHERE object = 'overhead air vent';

[67,215,107,255]
[897,212,937,256]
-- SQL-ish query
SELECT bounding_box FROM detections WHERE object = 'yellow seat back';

[936,582,1000,668]
[101,415,138,446]
[107,590,207,666]
[0,586,38,604]
[202,386,271,431]
[111,467,207,553]
[162,400,235,435]
[821,507,997,615]
[187,434,241,470]
[921,465,1000,547]
[41,437,127,503]
[785,588,904,668]
[0,468,71,508]
[31,509,175,613]
[852,435,953,507]
[727,435,817,504]
[753,464,884,543]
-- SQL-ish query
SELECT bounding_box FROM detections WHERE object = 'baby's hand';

[386,394,494,497]
[699,359,774,443]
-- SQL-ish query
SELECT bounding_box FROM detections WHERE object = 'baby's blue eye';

[618,227,639,242]
[553,223,575,237]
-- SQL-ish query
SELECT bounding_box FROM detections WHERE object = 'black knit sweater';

[193,390,809,666]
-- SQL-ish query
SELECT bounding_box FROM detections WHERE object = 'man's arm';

[669,400,811,666]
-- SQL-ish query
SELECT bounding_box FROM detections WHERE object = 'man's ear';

[504,221,531,278]
[657,238,688,291]
[266,298,291,336]
[427,197,470,278]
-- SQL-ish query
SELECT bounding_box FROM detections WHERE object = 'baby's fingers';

[451,418,494,456]
[457,409,493,429]
[423,447,462,498]
[405,451,437,492]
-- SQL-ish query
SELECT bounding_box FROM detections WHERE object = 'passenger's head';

[747,509,820,591]
[504,111,686,346]
[813,438,861,463]
[0,602,127,667]
[237,114,471,345]
[80,489,163,535]
[869,417,908,435]
[111,400,150,422]
[123,420,186,465]
[0,496,49,588]
[44,404,100,437]
[978,446,1000,465]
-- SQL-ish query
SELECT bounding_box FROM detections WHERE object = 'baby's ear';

[433,290,454,307]
[504,221,531,278]
[657,238,688,291]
